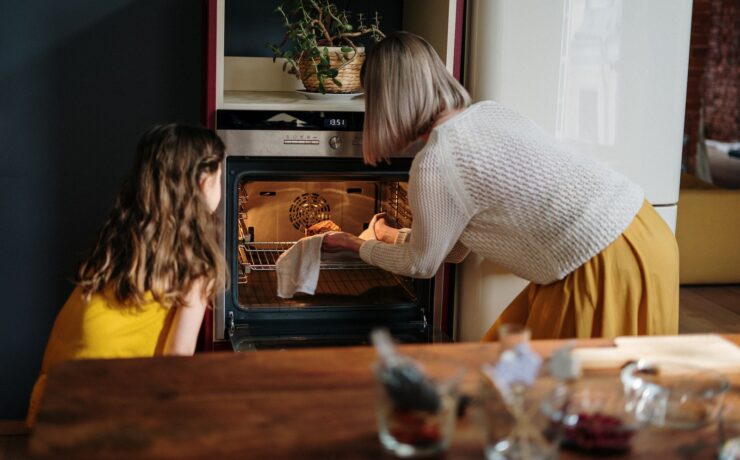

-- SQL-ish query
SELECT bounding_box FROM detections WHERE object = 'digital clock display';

[324,118,348,129]
[216,110,363,131]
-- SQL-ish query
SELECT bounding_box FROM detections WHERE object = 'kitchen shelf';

[212,0,459,115]
[223,90,365,112]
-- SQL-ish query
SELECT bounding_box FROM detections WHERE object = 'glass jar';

[374,353,467,458]
[480,324,568,460]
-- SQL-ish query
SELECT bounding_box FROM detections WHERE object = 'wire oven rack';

[239,242,371,273]
[380,182,412,229]
[236,241,417,308]
[237,268,416,308]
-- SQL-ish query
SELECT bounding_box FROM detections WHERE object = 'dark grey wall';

[225,0,402,57]
[0,0,204,419]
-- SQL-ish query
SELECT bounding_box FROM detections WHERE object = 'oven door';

[224,156,434,350]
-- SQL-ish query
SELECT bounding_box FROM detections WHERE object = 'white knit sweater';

[359,101,644,284]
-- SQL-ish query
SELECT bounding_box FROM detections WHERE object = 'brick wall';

[683,0,740,173]
[704,0,739,141]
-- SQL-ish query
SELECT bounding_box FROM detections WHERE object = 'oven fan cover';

[288,193,332,230]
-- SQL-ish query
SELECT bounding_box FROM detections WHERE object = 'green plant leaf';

[331,77,342,87]
[270,0,383,82]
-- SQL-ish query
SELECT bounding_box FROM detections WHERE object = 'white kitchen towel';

[358,213,397,241]
[358,221,376,241]
[276,234,327,299]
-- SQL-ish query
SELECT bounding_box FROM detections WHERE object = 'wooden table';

[30,336,740,459]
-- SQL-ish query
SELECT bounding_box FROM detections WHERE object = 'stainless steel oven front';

[214,109,448,350]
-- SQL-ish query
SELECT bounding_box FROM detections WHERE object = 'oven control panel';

[217,109,365,158]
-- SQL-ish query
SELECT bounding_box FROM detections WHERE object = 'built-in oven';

[214,108,451,351]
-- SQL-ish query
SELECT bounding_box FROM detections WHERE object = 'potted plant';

[268,0,385,94]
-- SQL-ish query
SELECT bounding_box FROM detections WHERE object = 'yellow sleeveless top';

[26,285,175,427]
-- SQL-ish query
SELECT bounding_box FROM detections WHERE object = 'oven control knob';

[329,136,342,150]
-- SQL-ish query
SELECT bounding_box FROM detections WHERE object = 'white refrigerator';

[456,0,693,341]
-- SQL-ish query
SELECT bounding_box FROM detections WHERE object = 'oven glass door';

[224,156,432,348]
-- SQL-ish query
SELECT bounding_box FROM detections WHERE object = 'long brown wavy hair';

[77,124,227,309]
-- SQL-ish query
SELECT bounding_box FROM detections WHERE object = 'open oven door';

[228,319,436,351]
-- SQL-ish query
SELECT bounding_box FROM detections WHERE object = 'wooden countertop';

[29,335,740,459]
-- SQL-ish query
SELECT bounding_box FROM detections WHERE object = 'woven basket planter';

[298,47,365,94]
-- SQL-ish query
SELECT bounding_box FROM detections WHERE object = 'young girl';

[323,32,679,340]
[26,124,226,426]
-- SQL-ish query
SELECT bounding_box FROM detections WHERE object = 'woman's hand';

[372,213,399,244]
[322,232,364,253]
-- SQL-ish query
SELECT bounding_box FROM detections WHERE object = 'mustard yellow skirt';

[483,201,679,340]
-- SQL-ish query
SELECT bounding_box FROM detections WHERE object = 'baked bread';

[305,220,341,236]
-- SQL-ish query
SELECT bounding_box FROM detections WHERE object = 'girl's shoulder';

[74,284,163,314]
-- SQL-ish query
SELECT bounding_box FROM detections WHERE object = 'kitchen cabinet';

[206,0,464,118]
[202,1,465,349]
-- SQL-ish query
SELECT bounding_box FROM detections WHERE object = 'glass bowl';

[620,360,730,429]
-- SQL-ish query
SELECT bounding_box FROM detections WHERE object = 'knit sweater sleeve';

[394,229,470,263]
[359,143,472,278]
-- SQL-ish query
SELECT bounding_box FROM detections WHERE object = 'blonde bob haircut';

[361,31,471,165]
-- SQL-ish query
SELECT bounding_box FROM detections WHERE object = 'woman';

[323,31,679,340]
[27,124,227,426]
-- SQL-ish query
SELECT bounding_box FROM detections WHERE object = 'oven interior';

[236,179,414,309]
[225,162,433,350]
